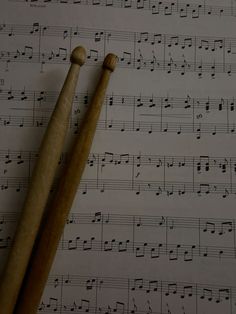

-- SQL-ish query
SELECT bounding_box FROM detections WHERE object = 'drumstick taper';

[14,53,117,314]
[0,46,86,314]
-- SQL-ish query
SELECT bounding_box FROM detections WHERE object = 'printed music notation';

[1,150,236,197]
[1,88,236,139]
[1,23,236,77]
[8,0,236,20]
[1,212,236,262]
[1,2,236,314]
[39,274,236,313]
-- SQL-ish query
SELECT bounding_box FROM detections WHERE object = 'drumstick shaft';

[14,53,117,314]
[0,47,86,314]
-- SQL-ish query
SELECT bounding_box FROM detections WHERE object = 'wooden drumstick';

[0,46,86,314]
[14,53,117,314]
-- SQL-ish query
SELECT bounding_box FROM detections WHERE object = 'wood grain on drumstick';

[14,53,117,314]
[0,46,86,314]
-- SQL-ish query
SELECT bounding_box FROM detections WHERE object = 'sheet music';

[1,1,236,313]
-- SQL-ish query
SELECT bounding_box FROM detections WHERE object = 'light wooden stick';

[14,53,117,314]
[0,46,86,314]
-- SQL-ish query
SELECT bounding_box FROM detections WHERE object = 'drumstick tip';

[70,46,87,66]
[103,53,118,72]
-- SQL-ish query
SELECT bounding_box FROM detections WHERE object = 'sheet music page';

[1,0,236,313]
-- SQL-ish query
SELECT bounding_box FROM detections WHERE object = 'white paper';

[1,0,236,313]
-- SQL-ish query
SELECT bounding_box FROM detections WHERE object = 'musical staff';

[1,23,236,77]
[1,150,236,197]
[1,211,235,232]
[8,0,236,20]
[1,211,236,262]
[1,176,236,197]
[36,273,236,313]
[1,88,236,138]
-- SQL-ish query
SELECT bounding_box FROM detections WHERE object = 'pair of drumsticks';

[0,47,117,314]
